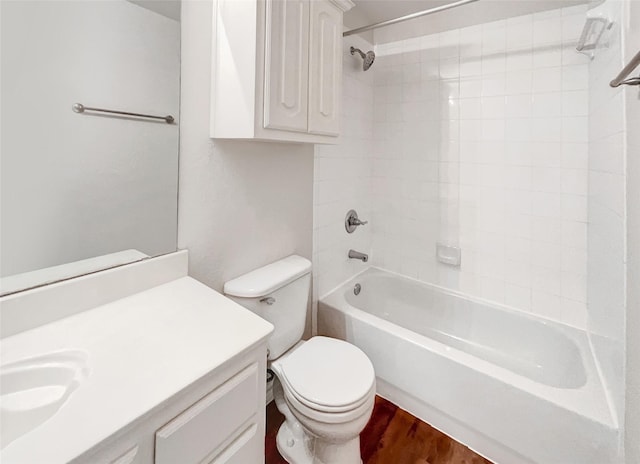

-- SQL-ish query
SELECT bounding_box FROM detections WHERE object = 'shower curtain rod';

[343,0,480,37]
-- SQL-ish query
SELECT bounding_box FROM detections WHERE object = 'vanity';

[0,252,273,463]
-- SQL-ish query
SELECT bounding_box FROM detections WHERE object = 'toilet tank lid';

[223,255,311,298]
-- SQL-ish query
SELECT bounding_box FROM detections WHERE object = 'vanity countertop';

[0,276,273,463]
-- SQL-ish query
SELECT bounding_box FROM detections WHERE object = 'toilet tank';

[223,255,311,360]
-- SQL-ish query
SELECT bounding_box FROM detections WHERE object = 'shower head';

[350,46,375,71]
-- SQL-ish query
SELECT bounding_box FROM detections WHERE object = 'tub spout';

[348,250,368,262]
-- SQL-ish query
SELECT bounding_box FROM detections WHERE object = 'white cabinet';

[72,347,268,464]
[308,0,342,136]
[155,363,260,464]
[263,0,310,133]
[210,0,354,144]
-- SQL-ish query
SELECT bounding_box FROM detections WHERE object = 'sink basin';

[1,350,89,448]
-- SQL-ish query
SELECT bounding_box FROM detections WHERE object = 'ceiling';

[128,0,181,21]
[346,0,590,41]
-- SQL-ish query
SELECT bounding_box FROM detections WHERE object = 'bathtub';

[318,268,619,464]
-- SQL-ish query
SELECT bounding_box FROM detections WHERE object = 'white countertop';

[0,276,273,463]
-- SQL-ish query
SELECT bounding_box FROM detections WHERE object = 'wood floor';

[266,395,493,464]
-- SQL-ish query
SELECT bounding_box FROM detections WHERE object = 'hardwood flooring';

[266,395,493,464]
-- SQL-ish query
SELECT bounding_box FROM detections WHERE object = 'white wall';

[0,1,179,277]
[178,1,313,297]
[313,35,375,302]
[623,0,640,460]
[369,5,590,328]
[586,0,627,431]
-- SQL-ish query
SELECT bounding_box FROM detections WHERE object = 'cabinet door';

[308,0,341,136]
[155,364,260,464]
[264,0,309,133]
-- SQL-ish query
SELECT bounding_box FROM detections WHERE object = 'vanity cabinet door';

[308,0,342,136]
[263,0,310,132]
[154,363,260,464]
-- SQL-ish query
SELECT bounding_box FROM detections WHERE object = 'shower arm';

[343,0,480,37]
[351,47,366,59]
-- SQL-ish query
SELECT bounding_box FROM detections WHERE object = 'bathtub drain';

[354,283,361,295]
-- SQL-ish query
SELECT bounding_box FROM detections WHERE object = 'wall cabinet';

[263,0,309,133]
[308,0,343,136]
[210,0,354,144]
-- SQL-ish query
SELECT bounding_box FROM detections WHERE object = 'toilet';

[224,255,375,464]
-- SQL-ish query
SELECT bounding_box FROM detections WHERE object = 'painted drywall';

[623,0,640,460]
[178,0,313,299]
[0,1,179,277]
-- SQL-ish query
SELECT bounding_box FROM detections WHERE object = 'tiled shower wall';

[624,0,640,455]
[586,0,627,430]
[369,5,590,327]
[312,36,374,303]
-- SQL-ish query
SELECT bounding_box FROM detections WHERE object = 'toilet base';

[276,420,312,464]
[276,420,363,464]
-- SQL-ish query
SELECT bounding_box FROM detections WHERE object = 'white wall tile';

[533,16,562,46]
[506,15,533,51]
[532,92,562,118]
[319,6,590,331]
[585,0,628,429]
[313,37,374,301]
[506,69,533,94]
[562,90,589,116]
[532,66,562,93]
[562,64,589,90]
[506,50,533,71]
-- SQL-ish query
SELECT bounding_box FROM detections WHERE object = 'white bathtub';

[318,268,620,464]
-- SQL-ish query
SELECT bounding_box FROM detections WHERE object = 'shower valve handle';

[345,210,368,233]
[349,217,368,227]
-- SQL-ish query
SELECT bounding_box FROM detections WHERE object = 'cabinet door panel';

[308,0,341,136]
[154,363,259,464]
[264,0,309,132]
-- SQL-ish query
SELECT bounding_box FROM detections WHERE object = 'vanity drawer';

[154,363,259,464]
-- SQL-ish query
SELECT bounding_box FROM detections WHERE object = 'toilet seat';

[276,337,375,415]
[282,380,376,425]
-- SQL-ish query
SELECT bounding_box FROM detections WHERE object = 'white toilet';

[224,255,375,464]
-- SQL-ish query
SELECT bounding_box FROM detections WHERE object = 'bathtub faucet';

[348,249,368,262]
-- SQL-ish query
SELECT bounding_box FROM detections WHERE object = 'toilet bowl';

[271,337,375,464]
[224,256,376,464]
